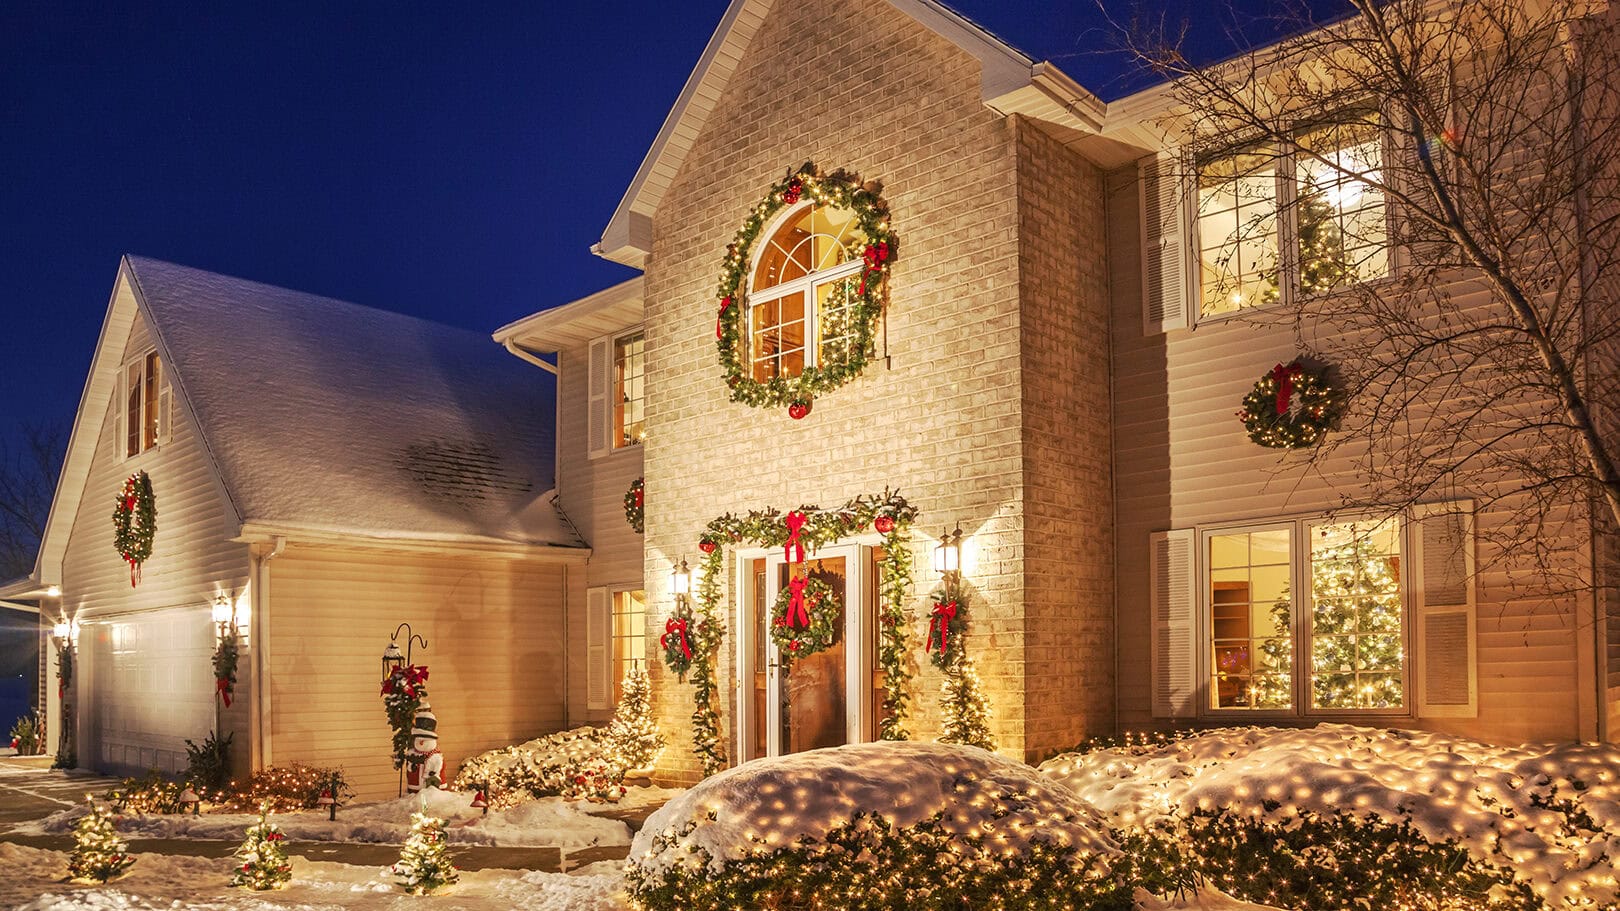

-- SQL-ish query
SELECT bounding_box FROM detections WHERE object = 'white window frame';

[608,587,647,706]
[119,348,167,461]
[611,331,646,451]
[587,327,645,461]
[743,201,866,381]
[1191,112,1395,327]
[1198,510,1413,720]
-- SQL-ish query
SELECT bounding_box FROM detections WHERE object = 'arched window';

[746,203,866,382]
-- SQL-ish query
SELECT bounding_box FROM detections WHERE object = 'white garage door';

[87,607,215,775]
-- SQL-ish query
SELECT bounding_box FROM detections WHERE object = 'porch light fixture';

[932,526,963,581]
[211,596,235,641]
[671,557,692,598]
[52,618,79,645]
[46,585,61,598]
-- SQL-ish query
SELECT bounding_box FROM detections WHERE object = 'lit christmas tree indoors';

[230,804,292,890]
[938,658,996,751]
[392,813,459,894]
[67,799,135,883]
[605,663,663,771]
[1310,521,1404,709]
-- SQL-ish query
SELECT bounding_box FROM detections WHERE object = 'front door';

[738,544,871,758]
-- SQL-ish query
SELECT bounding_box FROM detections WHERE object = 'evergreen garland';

[392,813,459,894]
[230,804,292,890]
[67,800,135,883]
[379,665,428,770]
[212,634,239,708]
[110,471,156,586]
[690,547,727,776]
[714,163,896,413]
[875,524,914,741]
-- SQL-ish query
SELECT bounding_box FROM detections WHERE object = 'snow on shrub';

[628,741,1129,911]
[1041,724,1620,909]
[452,726,626,806]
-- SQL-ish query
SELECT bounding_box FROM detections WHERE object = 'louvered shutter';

[586,587,611,711]
[1411,501,1477,718]
[1384,98,1453,272]
[1150,529,1199,717]
[157,370,173,446]
[1140,153,1192,335]
[587,336,611,460]
[114,366,128,462]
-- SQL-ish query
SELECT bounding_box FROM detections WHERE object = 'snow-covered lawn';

[0,843,629,911]
[1041,724,1620,907]
[17,785,679,851]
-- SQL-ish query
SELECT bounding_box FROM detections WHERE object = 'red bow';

[783,511,808,563]
[784,576,811,629]
[862,242,890,270]
[716,296,732,339]
[1272,363,1295,416]
[216,677,233,708]
[633,487,644,508]
[929,600,959,655]
[661,616,692,660]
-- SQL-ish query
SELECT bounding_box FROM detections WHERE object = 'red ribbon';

[661,616,692,660]
[784,576,811,629]
[1272,363,1294,416]
[783,511,807,564]
[216,677,233,708]
[929,600,959,654]
[716,296,732,339]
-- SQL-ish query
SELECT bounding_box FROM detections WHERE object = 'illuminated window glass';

[748,204,865,382]
[1308,518,1404,710]
[613,333,645,449]
[611,589,646,704]
[1207,528,1294,709]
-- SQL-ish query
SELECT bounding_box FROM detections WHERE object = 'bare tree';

[1119,0,1620,588]
[0,422,66,580]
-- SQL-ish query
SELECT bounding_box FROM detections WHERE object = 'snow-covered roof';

[120,256,584,550]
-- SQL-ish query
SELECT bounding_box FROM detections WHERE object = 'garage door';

[86,607,215,775]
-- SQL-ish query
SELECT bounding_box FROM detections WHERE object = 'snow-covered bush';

[453,726,627,806]
[1042,724,1620,910]
[628,741,1129,911]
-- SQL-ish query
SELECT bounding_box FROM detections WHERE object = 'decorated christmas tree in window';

[1311,526,1404,709]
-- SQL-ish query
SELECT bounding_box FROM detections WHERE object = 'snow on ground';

[14,785,680,850]
[631,740,1118,876]
[1040,724,1620,907]
[0,843,628,911]
[1133,888,1283,911]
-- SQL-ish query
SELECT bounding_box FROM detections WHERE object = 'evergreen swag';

[231,805,292,890]
[715,163,896,413]
[624,477,645,534]
[769,574,841,660]
[1237,359,1341,449]
[111,471,156,586]
[379,664,428,770]
[675,489,919,776]
[925,591,966,670]
[67,800,135,883]
[212,633,239,709]
[392,813,459,895]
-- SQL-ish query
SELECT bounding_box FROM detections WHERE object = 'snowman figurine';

[404,700,444,793]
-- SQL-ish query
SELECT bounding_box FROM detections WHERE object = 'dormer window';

[746,203,865,382]
[123,350,167,458]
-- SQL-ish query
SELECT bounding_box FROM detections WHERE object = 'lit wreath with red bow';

[1237,359,1341,449]
[714,162,896,415]
[660,606,696,680]
[623,477,644,534]
[769,574,841,661]
[925,591,966,670]
[111,471,157,587]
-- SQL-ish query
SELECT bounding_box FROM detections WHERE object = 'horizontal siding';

[1106,165,1592,743]
[266,546,567,802]
[556,339,645,724]
[62,295,252,776]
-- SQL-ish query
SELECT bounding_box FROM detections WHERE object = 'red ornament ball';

[699,538,718,555]
[787,400,812,420]
[873,515,895,534]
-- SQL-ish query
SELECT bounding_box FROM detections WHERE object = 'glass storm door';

[741,544,870,758]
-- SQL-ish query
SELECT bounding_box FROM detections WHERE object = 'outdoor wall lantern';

[671,557,692,600]
[211,595,235,642]
[46,585,60,598]
[932,525,964,585]
[51,617,79,647]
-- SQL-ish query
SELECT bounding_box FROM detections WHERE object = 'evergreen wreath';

[715,162,896,414]
[111,471,157,586]
[769,574,841,661]
[624,477,645,534]
[1237,360,1341,449]
[659,605,695,681]
[925,591,966,670]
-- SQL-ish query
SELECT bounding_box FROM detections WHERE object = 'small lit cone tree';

[938,658,996,752]
[67,800,135,883]
[392,813,459,895]
[605,664,663,772]
[230,804,292,890]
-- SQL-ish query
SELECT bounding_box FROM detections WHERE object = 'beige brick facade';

[635,0,1114,780]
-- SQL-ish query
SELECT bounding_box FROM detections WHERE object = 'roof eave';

[236,522,592,562]
[492,276,645,353]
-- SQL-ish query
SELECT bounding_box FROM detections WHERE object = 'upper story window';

[613,332,645,449]
[1196,113,1390,319]
[747,204,865,382]
[123,350,165,458]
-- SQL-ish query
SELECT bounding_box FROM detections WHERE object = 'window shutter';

[587,336,611,460]
[1150,529,1198,718]
[1140,153,1192,335]
[1411,501,1477,718]
[157,376,173,446]
[114,368,128,462]
[1384,99,1453,272]
[586,587,611,711]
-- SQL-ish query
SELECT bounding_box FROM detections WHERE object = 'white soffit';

[493,276,645,353]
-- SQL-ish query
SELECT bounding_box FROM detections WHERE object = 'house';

[498,0,1618,783]
[21,256,587,799]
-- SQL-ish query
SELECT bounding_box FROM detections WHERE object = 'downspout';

[253,536,287,771]
[502,340,559,375]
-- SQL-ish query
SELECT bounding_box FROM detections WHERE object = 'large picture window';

[747,204,865,382]
[1203,514,1405,714]
[1197,114,1390,319]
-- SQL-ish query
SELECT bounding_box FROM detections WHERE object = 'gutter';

[0,599,40,614]
[502,340,559,375]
